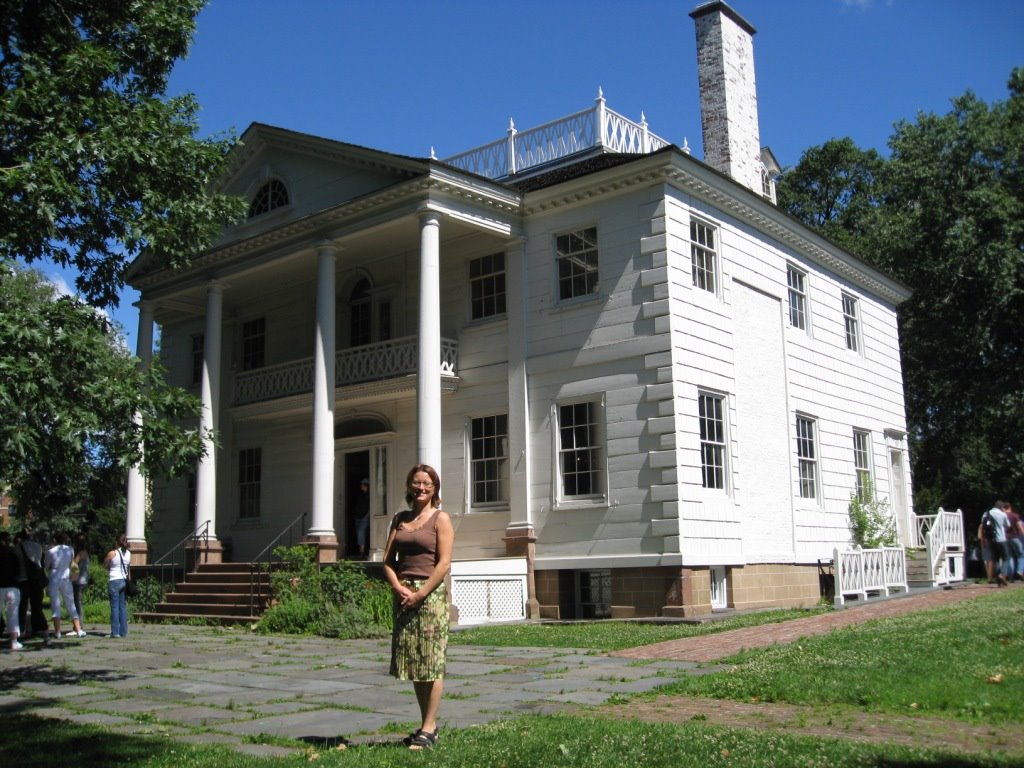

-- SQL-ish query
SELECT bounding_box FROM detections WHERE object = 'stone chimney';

[690,1,765,196]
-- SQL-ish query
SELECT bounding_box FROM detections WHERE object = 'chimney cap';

[689,1,757,36]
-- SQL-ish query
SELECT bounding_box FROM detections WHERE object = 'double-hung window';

[241,317,266,371]
[556,226,598,301]
[795,415,819,501]
[842,293,860,352]
[238,448,262,519]
[853,430,873,497]
[690,219,718,294]
[469,253,506,320]
[698,392,728,490]
[787,265,807,330]
[556,401,604,501]
[470,414,509,506]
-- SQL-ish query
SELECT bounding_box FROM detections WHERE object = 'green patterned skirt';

[389,580,449,682]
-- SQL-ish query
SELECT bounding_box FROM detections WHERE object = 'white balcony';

[233,335,458,406]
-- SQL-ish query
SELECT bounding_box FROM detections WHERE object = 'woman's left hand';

[400,590,423,610]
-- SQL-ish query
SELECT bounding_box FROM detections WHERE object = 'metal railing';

[150,520,212,589]
[833,545,908,606]
[248,512,307,616]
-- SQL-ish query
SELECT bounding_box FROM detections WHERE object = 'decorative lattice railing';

[442,91,669,180]
[910,507,965,586]
[233,335,458,406]
[833,545,908,606]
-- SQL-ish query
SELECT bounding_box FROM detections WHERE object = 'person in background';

[979,500,1011,587]
[382,463,454,751]
[104,533,131,638]
[72,534,89,621]
[15,529,50,645]
[1003,502,1024,582]
[353,478,371,559]
[0,531,23,650]
[44,531,86,639]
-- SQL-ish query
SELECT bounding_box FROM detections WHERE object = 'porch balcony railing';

[910,507,965,585]
[442,90,669,180]
[833,545,908,606]
[233,335,458,406]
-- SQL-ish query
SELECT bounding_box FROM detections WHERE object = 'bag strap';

[120,550,130,580]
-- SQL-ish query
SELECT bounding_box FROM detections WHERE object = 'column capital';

[315,239,342,256]
[417,207,442,225]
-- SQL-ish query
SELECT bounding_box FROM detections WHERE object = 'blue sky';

[47,0,1024,350]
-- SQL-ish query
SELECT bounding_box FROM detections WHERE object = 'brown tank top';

[391,509,439,580]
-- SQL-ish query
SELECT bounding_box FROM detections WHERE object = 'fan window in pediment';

[248,179,289,218]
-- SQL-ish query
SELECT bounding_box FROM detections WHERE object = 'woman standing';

[71,534,89,623]
[382,464,454,750]
[44,531,86,639]
[104,533,130,638]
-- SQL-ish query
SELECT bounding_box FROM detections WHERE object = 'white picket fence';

[833,545,908,606]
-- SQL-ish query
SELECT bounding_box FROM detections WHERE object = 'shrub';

[848,480,897,548]
[258,545,391,638]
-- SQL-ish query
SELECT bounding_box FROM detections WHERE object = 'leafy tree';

[0,0,245,307]
[0,266,206,532]
[777,69,1024,515]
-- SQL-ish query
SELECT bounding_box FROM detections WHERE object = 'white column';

[417,212,442,474]
[126,302,154,548]
[195,283,223,538]
[308,243,337,537]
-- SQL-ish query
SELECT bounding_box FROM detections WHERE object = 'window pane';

[699,393,727,490]
[690,220,717,294]
[796,417,817,499]
[558,402,603,498]
[556,227,598,301]
[471,414,508,505]
[787,266,806,330]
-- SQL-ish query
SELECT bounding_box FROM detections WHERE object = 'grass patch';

[647,588,1024,723]
[451,607,827,651]
[3,712,1016,767]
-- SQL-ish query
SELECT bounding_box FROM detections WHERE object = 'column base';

[186,537,227,565]
[302,534,339,565]
[127,539,149,566]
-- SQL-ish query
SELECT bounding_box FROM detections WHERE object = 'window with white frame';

[556,401,604,500]
[787,265,807,330]
[698,391,728,490]
[795,415,818,500]
[241,317,265,371]
[469,252,506,320]
[556,226,598,301]
[690,218,718,294]
[842,292,860,352]
[238,447,262,519]
[853,429,873,497]
[470,414,509,506]
[248,179,289,218]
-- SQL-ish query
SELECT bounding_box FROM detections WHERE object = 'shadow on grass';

[3,713,168,764]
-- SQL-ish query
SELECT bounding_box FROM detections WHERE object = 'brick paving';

[612,582,996,661]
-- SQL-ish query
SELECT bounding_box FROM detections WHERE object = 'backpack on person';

[981,511,999,540]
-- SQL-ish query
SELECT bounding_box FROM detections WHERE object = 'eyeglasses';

[410,482,434,489]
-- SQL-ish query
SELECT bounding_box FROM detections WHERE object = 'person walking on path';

[0,531,23,650]
[44,531,86,639]
[15,529,50,645]
[1003,502,1024,582]
[382,463,454,751]
[979,501,1011,586]
[104,533,131,638]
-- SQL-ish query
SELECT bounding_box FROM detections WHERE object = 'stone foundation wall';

[728,563,822,610]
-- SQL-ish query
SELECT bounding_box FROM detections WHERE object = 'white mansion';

[125,1,913,620]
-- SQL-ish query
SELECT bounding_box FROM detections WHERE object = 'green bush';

[848,479,897,548]
[257,545,390,638]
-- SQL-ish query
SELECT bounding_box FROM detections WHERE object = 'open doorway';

[341,451,371,558]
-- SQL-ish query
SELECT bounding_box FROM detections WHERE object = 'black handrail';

[249,512,307,615]
[151,521,212,589]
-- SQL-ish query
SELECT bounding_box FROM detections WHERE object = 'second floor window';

[470,252,506,320]
[556,226,598,301]
[241,318,265,371]
[690,219,718,294]
[557,401,604,499]
[248,179,289,218]
[842,293,860,352]
[699,392,727,490]
[787,265,807,330]
[796,415,818,500]
[190,334,204,385]
[470,414,509,506]
[238,448,262,519]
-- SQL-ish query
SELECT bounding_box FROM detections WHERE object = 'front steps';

[135,562,271,625]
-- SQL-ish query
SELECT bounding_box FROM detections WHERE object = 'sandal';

[408,729,438,750]
[402,729,423,746]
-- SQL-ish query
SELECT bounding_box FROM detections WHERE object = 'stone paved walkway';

[0,581,1014,759]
